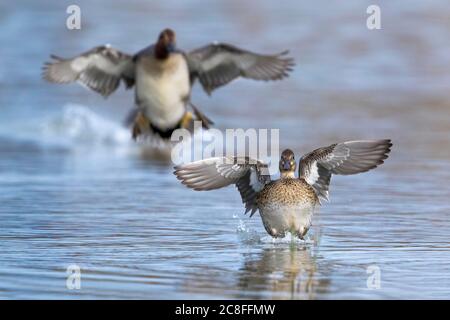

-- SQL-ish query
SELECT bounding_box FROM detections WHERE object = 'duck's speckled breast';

[257,178,318,208]
[256,179,318,238]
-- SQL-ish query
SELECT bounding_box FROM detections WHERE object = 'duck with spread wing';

[42,28,294,140]
[174,140,392,238]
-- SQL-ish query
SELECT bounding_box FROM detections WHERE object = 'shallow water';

[1,0,450,299]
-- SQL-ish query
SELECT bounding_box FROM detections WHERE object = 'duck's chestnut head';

[155,28,177,59]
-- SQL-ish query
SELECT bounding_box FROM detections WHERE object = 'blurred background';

[0,0,449,299]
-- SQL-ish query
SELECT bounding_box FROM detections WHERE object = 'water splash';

[40,104,131,147]
[234,213,261,243]
[234,213,315,245]
[259,233,315,245]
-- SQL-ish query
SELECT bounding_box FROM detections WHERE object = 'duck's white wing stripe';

[299,140,392,203]
[304,162,320,186]
[42,45,135,97]
[187,43,294,94]
[174,157,271,215]
[249,167,265,192]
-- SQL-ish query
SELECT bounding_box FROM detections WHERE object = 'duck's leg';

[123,107,152,140]
[296,226,309,240]
[262,220,286,238]
[189,102,214,129]
[180,111,194,129]
[132,111,151,140]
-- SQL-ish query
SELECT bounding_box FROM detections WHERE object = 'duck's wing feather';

[174,157,271,216]
[299,140,392,203]
[187,43,294,94]
[42,45,135,97]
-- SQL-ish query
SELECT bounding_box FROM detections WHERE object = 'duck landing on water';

[42,28,294,142]
[174,139,392,238]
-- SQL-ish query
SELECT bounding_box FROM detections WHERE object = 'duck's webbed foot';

[180,111,194,129]
[131,111,151,140]
[189,102,214,129]
[267,227,286,238]
[295,226,309,240]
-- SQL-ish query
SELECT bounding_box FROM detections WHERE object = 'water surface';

[0,0,450,299]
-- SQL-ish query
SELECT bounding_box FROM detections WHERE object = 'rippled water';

[1,0,450,299]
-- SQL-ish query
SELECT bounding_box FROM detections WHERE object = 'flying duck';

[42,28,294,140]
[174,139,392,238]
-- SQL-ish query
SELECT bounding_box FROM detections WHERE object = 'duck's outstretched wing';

[174,157,271,216]
[42,45,135,97]
[299,140,392,203]
[187,43,294,94]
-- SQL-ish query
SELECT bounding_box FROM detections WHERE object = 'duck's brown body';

[174,140,392,239]
[256,178,318,238]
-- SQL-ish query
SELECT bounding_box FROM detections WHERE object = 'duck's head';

[279,149,296,178]
[155,28,177,59]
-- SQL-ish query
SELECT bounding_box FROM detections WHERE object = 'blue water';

[0,0,450,299]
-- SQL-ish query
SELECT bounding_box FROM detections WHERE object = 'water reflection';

[179,233,331,300]
[238,245,328,299]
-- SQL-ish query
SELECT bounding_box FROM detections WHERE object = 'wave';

[0,104,132,150]
[40,104,131,148]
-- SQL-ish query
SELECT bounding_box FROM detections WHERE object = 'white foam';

[259,233,314,245]
[234,214,315,245]
[40,104,131,147]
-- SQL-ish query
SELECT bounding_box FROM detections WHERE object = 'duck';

[42,28,294,140]
[174,139,392,238]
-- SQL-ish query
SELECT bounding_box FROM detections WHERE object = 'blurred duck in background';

[174,140,392,238]
[42,28,294,142]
